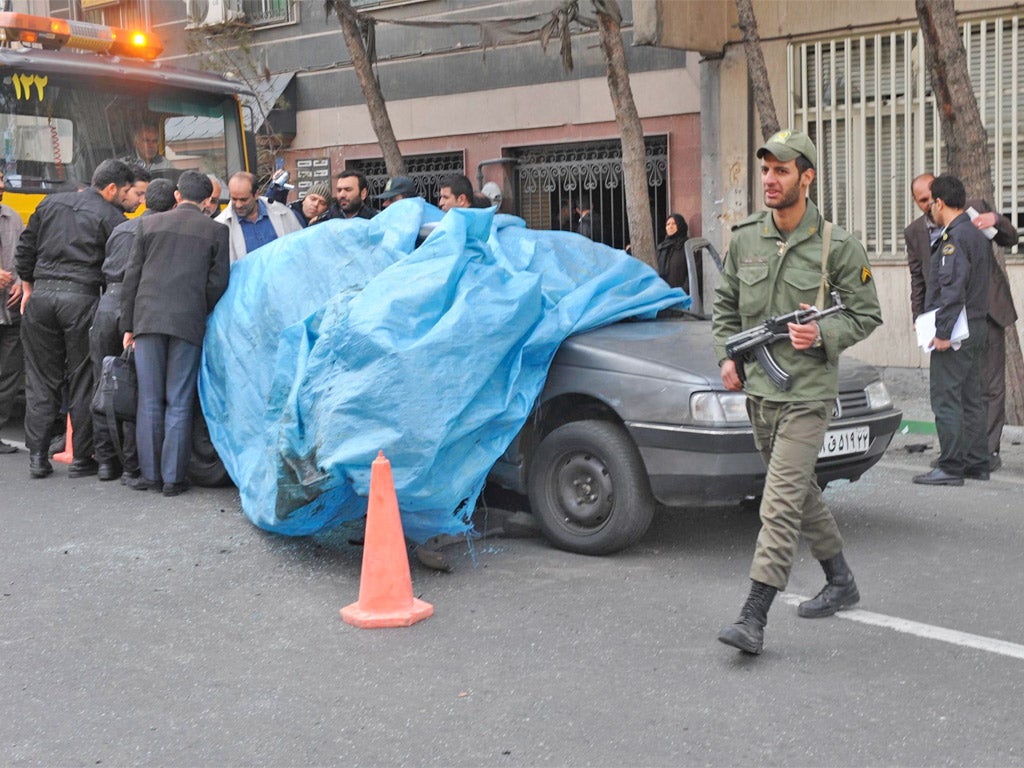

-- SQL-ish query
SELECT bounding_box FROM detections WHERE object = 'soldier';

[712,130,882,655]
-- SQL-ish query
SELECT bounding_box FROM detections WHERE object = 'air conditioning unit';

[185,0,244,29]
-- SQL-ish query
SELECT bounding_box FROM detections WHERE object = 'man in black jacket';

[121,170,229,496]
[15,159,135,479]
[912,175,992,486]
[90,176,175,483]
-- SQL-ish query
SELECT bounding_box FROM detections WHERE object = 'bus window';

[0,71,238,193]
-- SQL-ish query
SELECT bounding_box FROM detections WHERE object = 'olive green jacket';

[712,200,882,401]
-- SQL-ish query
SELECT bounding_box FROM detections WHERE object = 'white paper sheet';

[915,306,969,352]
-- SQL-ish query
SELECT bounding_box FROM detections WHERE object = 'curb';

[898,421,1024,442]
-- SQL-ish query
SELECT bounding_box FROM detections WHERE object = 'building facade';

[38,0,703,252]
[636,0,1024,368]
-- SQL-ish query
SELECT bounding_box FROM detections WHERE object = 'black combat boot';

[717,580,778,654]
[797,551,860,618]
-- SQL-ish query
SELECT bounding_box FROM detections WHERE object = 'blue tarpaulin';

[199,199,688,542]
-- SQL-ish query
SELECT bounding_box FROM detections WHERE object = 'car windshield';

[0,69,238,192]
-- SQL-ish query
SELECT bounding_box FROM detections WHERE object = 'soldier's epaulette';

[731,212,762,231]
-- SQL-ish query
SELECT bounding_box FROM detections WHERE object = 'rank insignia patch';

[861,266,873,284]
[942,244,956,256]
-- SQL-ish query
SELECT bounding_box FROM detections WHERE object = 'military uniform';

[712,199,882,591]
[923,212,991,476]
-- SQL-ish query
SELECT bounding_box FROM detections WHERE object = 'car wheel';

[528,420,654,555]
[188,406,232,487]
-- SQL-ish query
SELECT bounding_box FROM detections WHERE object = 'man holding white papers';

[913,175,992,486]
[905,173,1018,471]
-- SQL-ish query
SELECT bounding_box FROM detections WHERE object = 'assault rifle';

[725,291,846,391]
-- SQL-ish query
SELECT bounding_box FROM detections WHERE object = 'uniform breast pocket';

[738,264,769,317]
[781,268,825,308]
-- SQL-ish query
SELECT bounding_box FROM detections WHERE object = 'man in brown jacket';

[904,172,1019,471]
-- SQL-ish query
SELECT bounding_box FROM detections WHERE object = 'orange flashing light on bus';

[0,12,163,60]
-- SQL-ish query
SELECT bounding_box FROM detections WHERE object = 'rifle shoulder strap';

[817,220,833,308]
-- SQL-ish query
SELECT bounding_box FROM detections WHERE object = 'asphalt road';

[2,419,1024,767]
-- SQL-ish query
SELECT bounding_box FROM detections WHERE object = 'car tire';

[528,419,654,555]
[188,406,232,487]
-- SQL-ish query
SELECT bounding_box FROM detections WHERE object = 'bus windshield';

[0,69,241,193]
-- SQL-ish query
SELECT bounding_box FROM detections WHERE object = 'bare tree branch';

[326,0,406,177]
[735,0,779,139]
[593,0,655,267]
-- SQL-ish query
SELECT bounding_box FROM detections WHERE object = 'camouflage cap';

[756,129,817,167]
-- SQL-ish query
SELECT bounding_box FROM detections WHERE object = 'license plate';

[818,425,870,458]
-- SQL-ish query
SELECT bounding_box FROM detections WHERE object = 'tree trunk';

[594,0,655,268]
[916,0,1024,426]
[333,0,406,177]
[735,0,779,139]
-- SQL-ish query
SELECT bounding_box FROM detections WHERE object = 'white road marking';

[781,593,1024,660]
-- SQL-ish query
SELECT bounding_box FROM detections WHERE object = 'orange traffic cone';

[341,451,433,628]
[52,415,74,464]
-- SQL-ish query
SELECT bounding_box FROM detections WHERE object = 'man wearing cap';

[289,181,332,227]
[712,129,882,655]
[373,176,417,209]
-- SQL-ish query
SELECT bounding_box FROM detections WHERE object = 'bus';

[0,11,251,222]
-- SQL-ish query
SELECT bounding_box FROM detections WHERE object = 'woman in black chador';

[655,213,691,293]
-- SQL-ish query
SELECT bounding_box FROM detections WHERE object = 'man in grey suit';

[904,172,1019,471]
[121,171,230,496]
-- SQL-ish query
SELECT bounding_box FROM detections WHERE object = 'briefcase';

[92,346,138,423]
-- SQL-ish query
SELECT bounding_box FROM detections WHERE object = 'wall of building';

[705,2,1024,369]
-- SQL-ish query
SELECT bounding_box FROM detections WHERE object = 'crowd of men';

[0,163,506,493]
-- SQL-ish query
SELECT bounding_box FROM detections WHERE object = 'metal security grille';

[510,136,668,250]
[240,0,291,26]
[789,16,1023,258]
[352,152,465,206]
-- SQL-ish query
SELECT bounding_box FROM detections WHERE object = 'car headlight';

[864,380,893,410]
[690,391,751,424]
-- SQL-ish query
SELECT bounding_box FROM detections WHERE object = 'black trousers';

[89,286,138,471]
[21,285,98,457]
[0,321,23,427]
[982,318,1006,456]
[930,317,989,475]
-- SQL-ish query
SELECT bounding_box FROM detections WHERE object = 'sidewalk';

[880,365,1024,470]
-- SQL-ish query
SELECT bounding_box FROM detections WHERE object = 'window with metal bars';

[510,136,668,251]
[239,0,292,26]
[349,152,466,207]
[789,17,1023,259]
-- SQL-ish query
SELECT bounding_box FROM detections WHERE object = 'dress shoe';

[912,467,964,486]
[29,452,53,478]
[121,470,141,486]
[964,467,990,480]
[990,453,1002,473]
[97,462,121,481]
[162,481,190,497]
[129,476,160,491]
[68,458,99,478]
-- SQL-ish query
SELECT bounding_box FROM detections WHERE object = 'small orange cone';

[52,415,74,464]
[341,451,433,628]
